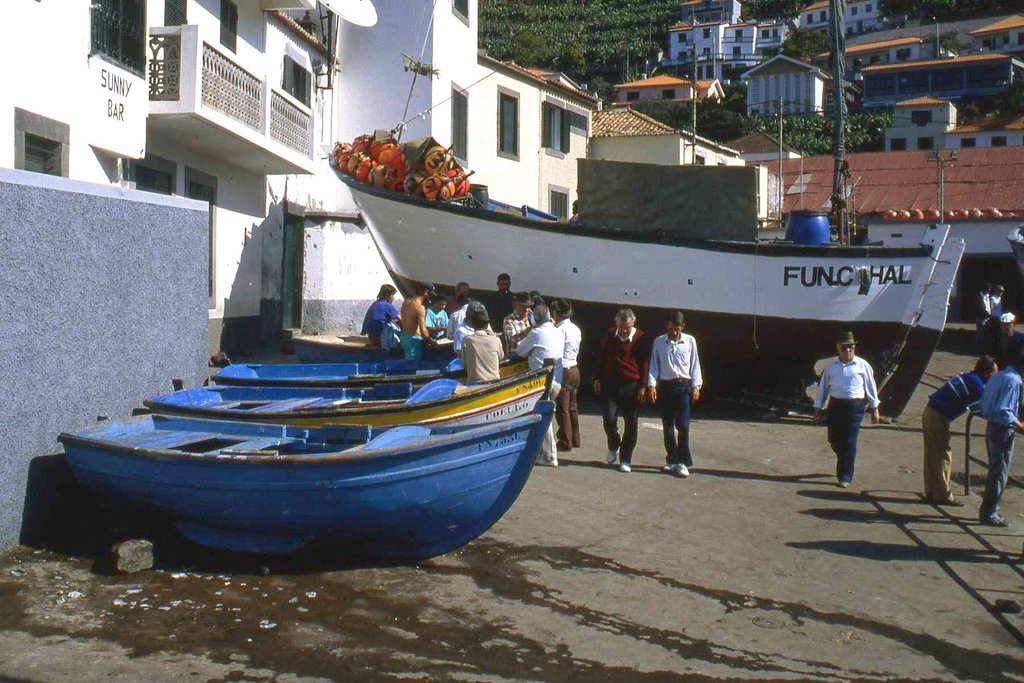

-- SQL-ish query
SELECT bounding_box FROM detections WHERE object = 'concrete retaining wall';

[0,169,209,549]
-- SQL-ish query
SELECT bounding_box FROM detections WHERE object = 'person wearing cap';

[502,292,533,355]
[516,305,564,467]
[398,283,433,361]
[550,298,582,452]
[978,346,1024,527]
[461,304,502,383]
[646,310,703,478]
[985,312,1024,369]
[922,355,997,506]
[976,283,993,352]
[813,331,881,488]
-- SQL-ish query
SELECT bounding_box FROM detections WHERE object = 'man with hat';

[461,304,502,383]
[986,312,1024,369]
[502,292,534,355]
[813,331,881,487]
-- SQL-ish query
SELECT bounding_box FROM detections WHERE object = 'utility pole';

[778,95,784,229]
[691,20,698,164]
[928,150,957,216]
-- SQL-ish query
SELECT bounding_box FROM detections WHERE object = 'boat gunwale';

[339,171,936,259]
[58,406,551,465]
[143,367,552,420]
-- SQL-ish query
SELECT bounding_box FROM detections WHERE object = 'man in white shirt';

[646,310,702,478]
[516,305,563,467]
[813,330,881,487]
[551,299,582,452]
[446,292,471,341]
[990,284,1004,318]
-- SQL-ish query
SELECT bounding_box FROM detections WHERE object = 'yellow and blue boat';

[146,367,552,429]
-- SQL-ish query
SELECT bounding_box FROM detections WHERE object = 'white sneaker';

[619,463,632,473]
[674,464,690,478]
[606,449,618,465]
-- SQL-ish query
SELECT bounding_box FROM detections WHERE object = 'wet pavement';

[2,342,1023,681]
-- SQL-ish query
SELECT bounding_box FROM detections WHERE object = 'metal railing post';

[964,410,974,497]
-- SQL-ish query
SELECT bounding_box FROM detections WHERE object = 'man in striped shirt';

[646,310,702,478]
[813,331,881,488]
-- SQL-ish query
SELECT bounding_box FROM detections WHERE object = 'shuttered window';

[499,93,518,157]
[451,87,468,161]
[283,56,311,107]
[220,0,238,52]
[165,0,186,26]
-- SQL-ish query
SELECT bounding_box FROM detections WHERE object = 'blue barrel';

[785,211,830,245]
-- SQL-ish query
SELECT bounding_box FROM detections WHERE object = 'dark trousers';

[826,398,865,483]
[981,423,1015,520]
[602,379,640,463]
[555,366,581,449]
[657,379,693,467]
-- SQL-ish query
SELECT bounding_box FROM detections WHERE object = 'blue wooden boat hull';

[293,336,456,363]
[213,358,456,388]
[59,405,553,559]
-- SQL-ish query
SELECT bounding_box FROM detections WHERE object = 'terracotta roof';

[803,1,829,13]
[614,74,691,89]
[948,115,1024,133]
[968,14,1024,36]
[524,67,558,77]
[860,52,1016,72]
[267,11,329,57]
[727,131,799,155]
[781,147,1024,214]
[816,36,923,60]
[480,56,599,104]
[895,95,950,107]
[592,109,676,137]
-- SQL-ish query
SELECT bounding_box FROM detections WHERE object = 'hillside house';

[679,0,741,25]
[613,75,724,105]
[814,37,933,78]
[944,116,1024,148]
[742,54,832,115]
[969,15,1024,56]
[860,53,1024,107]
[665,20,788,82]
[885,96,957,151]
[800,0,882,35]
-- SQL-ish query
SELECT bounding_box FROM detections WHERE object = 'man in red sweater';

[592,309,650,473]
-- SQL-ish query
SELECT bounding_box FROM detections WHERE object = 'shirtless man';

[399,283,432,361]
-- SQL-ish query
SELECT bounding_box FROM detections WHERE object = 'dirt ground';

[1,340,1023,682]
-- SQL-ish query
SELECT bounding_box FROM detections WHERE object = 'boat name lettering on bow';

[782,265,912,287]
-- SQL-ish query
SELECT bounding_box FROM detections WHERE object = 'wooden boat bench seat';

[119,431,226,452]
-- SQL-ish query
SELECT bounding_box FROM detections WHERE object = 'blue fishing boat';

[147,368,552,429]
[212,357,529,388]
[59,404,553,558]
[293,335,456,363]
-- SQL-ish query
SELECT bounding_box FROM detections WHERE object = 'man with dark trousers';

[646,310,702,478]
[978,346,1024,527]
[813,331,881,488]
[593,309,649,473]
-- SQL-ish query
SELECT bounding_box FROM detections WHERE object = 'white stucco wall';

[944,130,1024,148]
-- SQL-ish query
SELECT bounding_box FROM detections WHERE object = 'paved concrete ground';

[1,345,1023,682]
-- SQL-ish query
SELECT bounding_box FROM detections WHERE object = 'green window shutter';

[560,109,571,152]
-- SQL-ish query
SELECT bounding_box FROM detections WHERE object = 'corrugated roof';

[968,14,1024,36]
[727,131,800,155]
[860,52,1014,72]
[948,115,1024,133]
[781,147,1024,214]
[895,95,950,106]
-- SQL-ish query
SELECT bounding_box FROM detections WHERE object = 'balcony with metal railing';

[148,25,316,175]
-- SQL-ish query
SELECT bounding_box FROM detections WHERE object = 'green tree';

[938,31,963,55]
[509,32,553,68]
[780,28,830,60]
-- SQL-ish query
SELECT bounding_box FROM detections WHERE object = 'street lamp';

[928,150,958,217]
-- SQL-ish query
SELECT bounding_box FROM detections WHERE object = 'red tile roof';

[968,14,1024,36]
[895,96,950,107]
[728,131,800,155]
[592,109,676,137]
[480,56,599,104]
[860,52,1016,72]
[781,147,1024,214]
[614,74,691,89]
[948,115,1024,133]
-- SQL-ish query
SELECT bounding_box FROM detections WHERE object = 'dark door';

[281,214,304,330]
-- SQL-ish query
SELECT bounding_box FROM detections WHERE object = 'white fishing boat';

[341,169,963,418]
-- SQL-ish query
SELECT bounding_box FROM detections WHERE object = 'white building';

[814,36,933,78]
[2,0,339,355]
[800,0,881,35]
[664,20,788,83]
[612,75,724,105]
[590,108,744,168]
[969,14,1024,56]
[679,0,742,25]
[742,55,831,116]
[944,116,1024,149]
[472,57,598,219]
[885,96,957,151]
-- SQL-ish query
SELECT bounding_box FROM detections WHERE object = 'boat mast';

[829,0,850,244]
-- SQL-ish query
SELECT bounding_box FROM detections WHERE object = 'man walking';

[593,309,649,473]
[647,311,702,478]
[978,347,1024,527]
[550,298,582,452]
[813,331,881,488]
[516,305,564,467]
[922,356,997,506]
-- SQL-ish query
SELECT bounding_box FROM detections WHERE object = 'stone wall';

[0,169,209,549]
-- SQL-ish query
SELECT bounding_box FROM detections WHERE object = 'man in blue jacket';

[978,348,1024,527]
[922,356,997,506]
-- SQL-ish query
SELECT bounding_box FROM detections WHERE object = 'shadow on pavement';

[787,539,1018,564]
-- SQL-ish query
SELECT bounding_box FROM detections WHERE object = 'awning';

[319,0,377,27]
